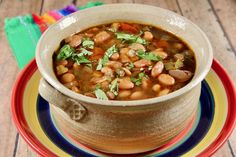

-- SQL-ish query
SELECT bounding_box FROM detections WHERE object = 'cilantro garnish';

[109,78,119,96]
[115,32,147,45]
[131,72,147,86]
[136,50,162,61]
[96,45,118,70]
[72,54,91,65]
[82,38,94,49]
[95,88,108,100]
[164,59,184,70]
[127,62,134,70]
[79,48,93,56]
[56,44,75,60]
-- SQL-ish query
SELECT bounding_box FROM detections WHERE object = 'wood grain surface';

[0,0,235,156]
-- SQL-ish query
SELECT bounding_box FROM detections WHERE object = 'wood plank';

[13,1,75,157]
[210,1,236,153]
[0,0,42,157]
[134,0,181,14]
[177,1,236,156]
[76,0,117,7]
[211,0,236,53]
[41,0,74,13]
[15,135,38,157]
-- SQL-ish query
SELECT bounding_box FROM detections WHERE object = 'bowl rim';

[36,3,213,106]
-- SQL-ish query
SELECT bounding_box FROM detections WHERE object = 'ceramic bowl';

[36,3,213,154]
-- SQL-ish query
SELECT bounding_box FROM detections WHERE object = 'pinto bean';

[81,66,93,74]
[157,74,175,86]
[106,61,122,69]
[174,54,184,61]
[61,73,75,83]
[73,63,80,70]
[130,91,145,100]
[94,31,111,44]
[111,53,120,60]
[111,23,120,32]
[169,70,193,82]
[69,35,83,48]
[56,65,68,75]
[127,49,136,57]
[118,90,131,98]
[101,81,110,90]
[84,92,96,98]
[151,61,164,78]
[101,67,114,77]
[64,81,79,89]
[107,91,115,100]
[142,77,151,89]
[92,71,103,77]
[119,78,134,89]
[134,59,152,68]
[90,76,107,84]
[151,49,168,59]
[129,43,146,51]
[57,60,68,66]
[173,43,183,50]
[122,67,132,76]
[143,31,153,41]
[120,54,131,63]
[158,88,170,96]
[71,86,80,93]
[152,84,161,92]
[120,48,130,54]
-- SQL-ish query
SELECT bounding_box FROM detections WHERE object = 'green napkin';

[4,15,42,69]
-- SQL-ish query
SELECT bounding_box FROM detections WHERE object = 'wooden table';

[0,0,235,156]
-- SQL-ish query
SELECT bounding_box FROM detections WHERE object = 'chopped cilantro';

[82,38,94,49]
[95,88,108,100]
[96,45,118,70]
[56,44,75,60]
[127,62,134,70]
[109,78,119,96]
[164,59,184,70]
[115,32,147,45]
[136,50,162,61]
[175,59,184,69]
[72,54,91,65]
[131,72,146,86]
[79,48,93,56]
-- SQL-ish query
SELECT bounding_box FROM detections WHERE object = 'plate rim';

[11,59,236,157]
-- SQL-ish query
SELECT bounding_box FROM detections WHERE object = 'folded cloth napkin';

[4,2,104,69]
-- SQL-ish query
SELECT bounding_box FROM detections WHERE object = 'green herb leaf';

[175,59,184,69]
[96,45,117,70]
[95,88,108,100]
[82,38,94,49]
[105,45,118,57]
[57,44,75,60]
[72,54,91,65]
[131,72,146,86]
[164,62,175,70]
[109,78,119,96]
[115,32,147,45]
[164,59,184,70]
[136,50,162,61]
[127,62,134,70]
[79,48,93,56]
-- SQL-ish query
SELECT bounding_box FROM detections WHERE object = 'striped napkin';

[4,2,104,69]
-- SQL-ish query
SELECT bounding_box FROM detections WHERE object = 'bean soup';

[53,22,196,100]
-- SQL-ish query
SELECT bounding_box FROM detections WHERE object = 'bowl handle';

[38,78,86,122]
